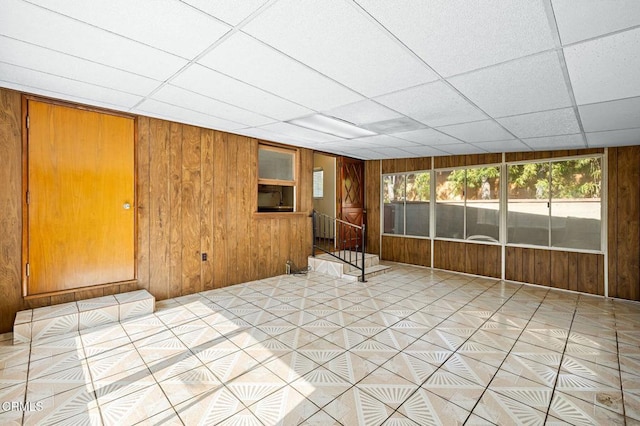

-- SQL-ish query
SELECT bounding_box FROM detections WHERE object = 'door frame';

[21,94,138,298]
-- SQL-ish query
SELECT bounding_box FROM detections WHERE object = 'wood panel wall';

[433,240,501,278]
[0,88,313,333]
[364,160,381,255]
[381,236,430,267]
[608,146,640,300]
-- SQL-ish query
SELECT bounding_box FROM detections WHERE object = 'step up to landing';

[13,290,155,345]
[308,252,391,281]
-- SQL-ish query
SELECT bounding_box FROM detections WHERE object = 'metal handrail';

[312,210,367,282]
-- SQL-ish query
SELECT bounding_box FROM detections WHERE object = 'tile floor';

[1,263,640,425]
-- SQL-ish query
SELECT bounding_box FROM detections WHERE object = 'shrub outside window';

[383,172,429,237]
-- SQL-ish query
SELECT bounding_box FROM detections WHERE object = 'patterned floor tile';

[422,370,485,411]
[556,373,624,414]
[23,385,98,426]
[549,390,626,425]
[99,383,171,425]
[441,353,499,387]
[290,367,351,408]
[249,385,321,425]
[499,353,558,387]
[174,385,245,425]
[560,355,621,388]
[456,341,508,368]
[159,365,222,406]
[263,351,320,384]
[207,349,261,382]
[380,352,437,385]
[357,366,416,409]
[226,365,287,407]
[487,369,552,412]
[471,389,546,425]
[94,367,156,405]
[27,361,93,400]
[396,387,470,425]
[626,391,640,422]
[321,350,377,384]
[323,386,394,425]
[510,340,563,369]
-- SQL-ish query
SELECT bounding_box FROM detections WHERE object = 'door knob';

[123,202,131,210]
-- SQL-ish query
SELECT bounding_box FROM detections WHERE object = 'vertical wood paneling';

[550,250,568,290]
[365,160,381,255]
[225,134,239,284]
[212,132,227,288]
[0,89,24,330]
[181,125,201,294]
[200,129,214,291]
[236,136,252,284]
[136,116,151,291]
[169,122,183,298]
[149,119,171,300]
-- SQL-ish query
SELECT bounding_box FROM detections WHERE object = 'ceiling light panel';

[392,129,462,146]
[449,52,573,117]
[579,97,640,132]
[0,0,188,81]
[356,0,554,77]
[27,0,230,59]
[181,0,269,26]
[564,28,640,105]
[497,108,580,138]
[171,64,312,121]
[134,99,244,131]
[551,0,640,45]
[360,117,425,134]
[522,134,586,150]
[437,120,514,143]
[374,81,487,127]
[0,36,159,96]
[287,115,376,138]
[473,140,531,153]
[0,62,142,108]
[152,85,274,127]
[323,100,402,125]
[242,0,438,97]
[198,33,363,111]
[586,128,640,147]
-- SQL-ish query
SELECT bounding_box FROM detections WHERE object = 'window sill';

[253,211,309,220]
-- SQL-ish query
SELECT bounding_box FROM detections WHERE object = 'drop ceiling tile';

[586,128,640,147]
[182,0,268,25]
[497,108,580,138]
[356,0,555,76]
[393,129,462,146]
[564,28,640,105]
[0,0,188,81]
[171,64,312,121]
[552,0,640,45]
[579,97,640,132]
[198,32,362,111]
[348,134,418,147]
[473,140,531,153]
[323,100,402,125]
[439,144,487,155]
[360,117,426,134]
[0,62,142,109]
[449,51,573,117]
[400,145,448,157]
[258,123,341,144]
[337,149,384,160]
[242,0,438,97]
[27,0,230,59]
[363,147,417,158]
[134,99,245,131]
[436,120,514,143]
[152,85,274,127]
[374,81,487,127]
[522,134,586,150]
[0,36,160,96]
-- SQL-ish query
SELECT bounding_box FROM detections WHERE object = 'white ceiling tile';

[552,0,640,45]
[364,147,416,158]
[323,100,401,125]
[392,129,462,146]
[134,99,244,131]
[497,108,580,138]
[449,51,573,117]
[565,28,640,105]
[436,120,514,143]
[579,97,640,132]
[152,85,274,127]
[0,36,160,96]
[399,145,448,157]
[27,0,230,59]
[198,32,363,111]
[348,134,418,147]
[242,0,438,97]
[0,62,142,108]
[182,0,269,25]
[439,144,487,155]
[361,117,425,134]
[374,81,487,127]
[171,64,312,121]
[258,122,341,143]
[522,134,586,150]
[356,0,555,76]
[473,140,531,153]
[0,0,188,81]
[586,128,640,147]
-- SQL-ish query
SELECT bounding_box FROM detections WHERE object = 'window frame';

[381,170,431,238]
[257,143,299,214]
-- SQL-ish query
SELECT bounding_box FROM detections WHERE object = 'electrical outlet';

[202,253,208,261]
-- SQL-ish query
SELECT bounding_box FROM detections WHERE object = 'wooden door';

[338,157,364,250]
[26,100,135,295]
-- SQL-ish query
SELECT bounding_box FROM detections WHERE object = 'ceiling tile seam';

[492,105,584,120]
[175,0,244,28]
[558,23,640,48]
[21,0,202,61]
[129,0,280,112]
[575,94,640,108]
[392,127,469,146]
[0,34,164,85]
[133,97,250,129]
[544,0,588,149]
[587,126,640,135]
[0,59,148,99]
[350,0,529,149]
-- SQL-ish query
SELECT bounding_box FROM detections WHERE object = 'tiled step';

[308,252,391,281]
[13,290,155,345]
